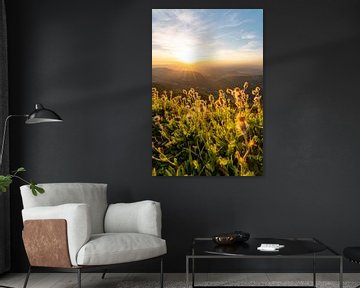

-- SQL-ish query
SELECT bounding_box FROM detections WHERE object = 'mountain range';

[152,67,263,96]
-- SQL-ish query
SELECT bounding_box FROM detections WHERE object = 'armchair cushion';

[21,183,108,234]
[76,233,167,266]
[22,203,91,266]
[104,200,162,237]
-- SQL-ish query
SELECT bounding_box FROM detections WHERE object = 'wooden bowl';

[212,234,237,245]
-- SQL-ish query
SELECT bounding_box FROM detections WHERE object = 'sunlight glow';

[168,33,198,64]
[152,9,263,68]
[173,46,196,64]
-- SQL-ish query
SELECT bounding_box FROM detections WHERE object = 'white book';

[257,243,285,251]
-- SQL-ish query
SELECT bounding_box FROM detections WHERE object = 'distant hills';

[152,67,263,96]
[152,68,213,91]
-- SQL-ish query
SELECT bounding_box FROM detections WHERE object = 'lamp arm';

[0,114,28,169]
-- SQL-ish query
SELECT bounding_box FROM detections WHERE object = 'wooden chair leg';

[22,266,31,288]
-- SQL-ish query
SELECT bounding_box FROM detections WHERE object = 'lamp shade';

[25,104,63,124]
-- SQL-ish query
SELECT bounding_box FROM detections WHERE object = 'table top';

[190,237,340,258]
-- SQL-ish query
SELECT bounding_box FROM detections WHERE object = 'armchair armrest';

[22,203,91,266]
[104,200,162,237]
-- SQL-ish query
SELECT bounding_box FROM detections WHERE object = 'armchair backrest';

[20,183,108,234]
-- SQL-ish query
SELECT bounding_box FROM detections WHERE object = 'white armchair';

[20,183,166,288]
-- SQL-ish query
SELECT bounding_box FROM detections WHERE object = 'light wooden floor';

[0,273,359,288]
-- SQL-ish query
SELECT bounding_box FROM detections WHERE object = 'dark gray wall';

[0,0,10,274]
[5,0,360,272]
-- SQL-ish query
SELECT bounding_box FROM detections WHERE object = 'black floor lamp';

[0,103,63,167]
[0,103,62,288]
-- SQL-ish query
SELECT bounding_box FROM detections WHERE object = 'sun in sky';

[152,9,263,67]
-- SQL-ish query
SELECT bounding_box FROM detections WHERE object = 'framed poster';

[152,9,263,176]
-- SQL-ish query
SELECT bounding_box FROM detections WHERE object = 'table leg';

[186,257,189,288]
[192,257,195,288]
[192,247,195,288]
[313,254,316,287]
[339,257,343,288]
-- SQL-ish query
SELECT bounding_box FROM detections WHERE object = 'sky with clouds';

[152,9,263,66]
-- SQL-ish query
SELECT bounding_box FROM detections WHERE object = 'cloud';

[176,10,196,24]
[152,9,263,64]
[241,33,257,40]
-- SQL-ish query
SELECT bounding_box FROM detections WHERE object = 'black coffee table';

[186,237,343,288]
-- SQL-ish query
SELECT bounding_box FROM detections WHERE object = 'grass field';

[152,82,263,176]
